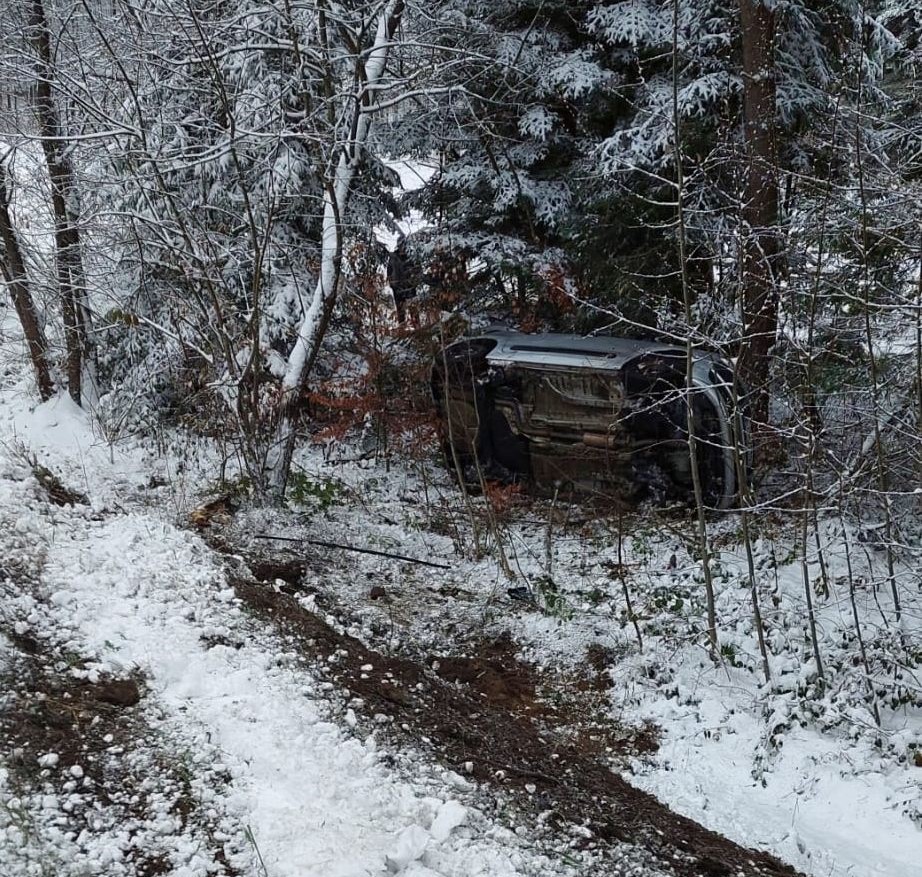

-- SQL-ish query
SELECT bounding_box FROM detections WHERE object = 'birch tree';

[268,0,407,495]
[73,0,408,496]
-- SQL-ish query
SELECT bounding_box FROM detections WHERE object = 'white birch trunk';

[267,0,405,496]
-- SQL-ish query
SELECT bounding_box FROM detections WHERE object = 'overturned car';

[432,330,748,509]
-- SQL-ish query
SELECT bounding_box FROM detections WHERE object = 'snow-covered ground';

[1,313,920,875]
[635,691,919,877]
[214,446,922,876]
[0,383,586,877]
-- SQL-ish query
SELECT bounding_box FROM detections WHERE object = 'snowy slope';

[0,389,578,877]
[1,353,919,877]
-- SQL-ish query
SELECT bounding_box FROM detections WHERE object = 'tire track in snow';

[33,505,573,877]
[0,470,250,877]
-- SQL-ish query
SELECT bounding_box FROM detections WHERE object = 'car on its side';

[432,329,748,509]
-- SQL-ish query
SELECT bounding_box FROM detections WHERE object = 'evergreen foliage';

[395,0,913,339]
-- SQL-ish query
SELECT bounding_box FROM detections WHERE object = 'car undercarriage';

[432,330,747,509]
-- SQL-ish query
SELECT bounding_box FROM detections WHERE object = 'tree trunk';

[28,0,91,406]
[267,0,406,499]
[738,0,781,429]
[0,157,53,401]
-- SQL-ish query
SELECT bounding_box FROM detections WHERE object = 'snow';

[282,2,407,399]
[376,157,439,252]
[0,378,574,877]
[430,800,468,842]
[37,511,499,877]
[1,310,920,876]
[505,527,922,877]
[632,677,921,877]
[587,2,671,50]
[227,443,922,877]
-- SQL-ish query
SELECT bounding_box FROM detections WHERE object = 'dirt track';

[0,630,238,877]
[226,544,803,877]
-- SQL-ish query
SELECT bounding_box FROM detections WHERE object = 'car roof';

[478,329,689,372]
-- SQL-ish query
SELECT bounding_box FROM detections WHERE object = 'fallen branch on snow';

[254,534,451,569]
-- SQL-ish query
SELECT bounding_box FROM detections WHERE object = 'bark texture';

[0,157,53,400]
[738,0,781,428]
[268,0,406,497]
[29,0,91,405]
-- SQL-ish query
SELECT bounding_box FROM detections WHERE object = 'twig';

[245,824,269,877]
[254,534,451,569]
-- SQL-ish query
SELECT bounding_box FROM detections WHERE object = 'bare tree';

[27,0,92,405]
[671,0,717,657]
[266,0,407,496]
[0,150,53,400]
[70,0,410,498]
